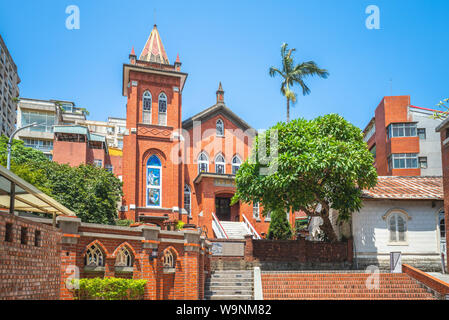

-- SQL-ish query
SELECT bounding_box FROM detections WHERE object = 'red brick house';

[120,25,276,238]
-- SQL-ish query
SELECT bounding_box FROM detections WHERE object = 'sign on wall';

[211,241,244,256]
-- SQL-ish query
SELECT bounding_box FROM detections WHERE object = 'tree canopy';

[0,135,123,224]
[233,114,377,242]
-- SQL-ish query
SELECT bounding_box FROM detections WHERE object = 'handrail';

[242,213,262,239]
[211,212,229,239]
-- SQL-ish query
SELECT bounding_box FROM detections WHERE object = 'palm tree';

[269,43,329,122]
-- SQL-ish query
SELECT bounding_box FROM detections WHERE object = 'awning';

[0,165,76,217]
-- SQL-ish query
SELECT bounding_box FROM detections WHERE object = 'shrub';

[71,278,147,300]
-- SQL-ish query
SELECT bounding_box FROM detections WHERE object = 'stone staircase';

[205,270,254,300]
[262,272,436,300]
[219,221,250,239]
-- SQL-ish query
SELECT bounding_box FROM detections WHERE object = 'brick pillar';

[347,238,354,263]
[184,229,201,300]
[140,225,160,300]
[244,234,254,261]
[57,216,81,300]
[104,257,115,278]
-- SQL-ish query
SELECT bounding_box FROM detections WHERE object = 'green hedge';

[71,278,147,300]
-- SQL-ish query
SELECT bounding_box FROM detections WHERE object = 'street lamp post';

[7,122,38,170]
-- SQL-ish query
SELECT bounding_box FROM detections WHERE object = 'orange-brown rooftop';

[362,176,443,200]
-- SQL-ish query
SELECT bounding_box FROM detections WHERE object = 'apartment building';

[16,98,86,159]
[80,117,126,149]
[0,34,20,137]
[363,96,442,176]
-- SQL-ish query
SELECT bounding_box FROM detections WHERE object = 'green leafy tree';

[233,114,377,242]
[267,208,293,240]
[269,43,329,122]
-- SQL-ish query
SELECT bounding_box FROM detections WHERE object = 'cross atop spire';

[139,25,170,64]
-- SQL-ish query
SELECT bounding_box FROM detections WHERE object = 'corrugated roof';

[362,176,443,200]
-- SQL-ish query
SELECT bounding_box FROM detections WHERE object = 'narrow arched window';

[85,244,104,267]
[388,212,407,242]
[215,154,226,174]
[232,155,242,175]
[115,246,133,267]
[163,249,176,268]
[216,119,224,136]
[439,209,445,239]
[184,185,191,216]
[198,152,209,174]
[158,93,167,126]
[147,155,162,207]
[142,91,152,124]
[253,202,260,219]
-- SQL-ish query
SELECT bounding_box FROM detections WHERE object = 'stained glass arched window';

[147,155,162,207]
[232,155,241,175]
[215,153,226,174]
[142,91,152,124]
[216,119,224,136]
[158,93,167,126]
[198,152,209,174]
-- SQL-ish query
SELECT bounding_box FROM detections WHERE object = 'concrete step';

[211,274,253,280]
[206,289,253,295]
[207,281,254,286]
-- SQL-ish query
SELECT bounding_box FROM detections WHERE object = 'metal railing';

[211,212,229,239]
[242,213,262,239]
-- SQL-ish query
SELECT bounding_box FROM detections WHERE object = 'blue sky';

[1,0,448,130]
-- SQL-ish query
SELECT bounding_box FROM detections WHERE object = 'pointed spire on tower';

[129,46,137,64]
[174,53,182,71]
[139,25,170,64]
[131,46,136,56]
[216,82,224,104]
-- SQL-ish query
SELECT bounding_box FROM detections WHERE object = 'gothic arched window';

[85,244,104,267]
[158,93,167,126]
[184,185,191,217]
[198,152,209,174]
[142,91,152,124]
[115,246,133,267]
[215,154,226,174]
[232,155,242,175]
[216,119,224,136]
[147,155,162,207]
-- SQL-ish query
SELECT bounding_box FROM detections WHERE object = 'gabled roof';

[139,25,170,64]
[182,103,254,132]
[362,176,443,200]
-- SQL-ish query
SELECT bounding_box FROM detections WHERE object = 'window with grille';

[387,153,418,169]
[387,123,417,139]
[232,155,241,174]
[142,91,152,124]
[158,93,167,126]
[215,154,226,174]
[85,244,104,267]
[198,152,209,174]
[216,119,224,136]
[253,202,260,219]
[115,247,133,267]
[388,213,407,243]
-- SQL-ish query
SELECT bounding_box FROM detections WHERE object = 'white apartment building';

[80,117,126,149]
[0,34,20,137]
[17,98,86,159]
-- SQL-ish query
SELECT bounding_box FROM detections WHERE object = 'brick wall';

[58,216,211,300]
[0,212,62,300]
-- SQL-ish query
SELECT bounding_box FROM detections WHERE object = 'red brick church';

[120,25,277,239]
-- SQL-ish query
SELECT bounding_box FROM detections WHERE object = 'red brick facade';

[120,26,275,238]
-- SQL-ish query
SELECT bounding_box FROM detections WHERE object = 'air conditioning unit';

[130,128,137,134]
[119,206,127,212]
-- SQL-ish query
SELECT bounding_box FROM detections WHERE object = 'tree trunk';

[286,98,290,122]
[320,214,338,243]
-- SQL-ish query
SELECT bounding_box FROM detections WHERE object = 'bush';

[267,208,293,240]
[71,278,147,300]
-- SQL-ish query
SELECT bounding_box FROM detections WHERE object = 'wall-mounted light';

[149,248,158,262]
